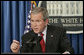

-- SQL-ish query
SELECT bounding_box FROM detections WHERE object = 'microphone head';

[38,36,42,42]
[25,30,42,45]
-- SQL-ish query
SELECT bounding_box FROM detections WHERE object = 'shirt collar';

[38,26,47,36]
[42,26,47,35]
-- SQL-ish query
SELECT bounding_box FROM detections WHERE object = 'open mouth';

[34,28,38,31]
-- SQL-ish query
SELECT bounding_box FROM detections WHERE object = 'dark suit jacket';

[20,25,74,54]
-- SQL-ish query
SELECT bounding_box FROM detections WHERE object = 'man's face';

[31,12,48,34]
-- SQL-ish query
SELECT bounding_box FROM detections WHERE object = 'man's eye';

[31,20,41,22]
[31,20,34,22]
[36,20,40,22]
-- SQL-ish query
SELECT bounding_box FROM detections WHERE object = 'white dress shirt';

[38,26,47,43]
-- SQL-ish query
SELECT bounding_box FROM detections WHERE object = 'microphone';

[33,36,42,43]
[25,31,37,44]
[25,30,42,47]
[26,36,42,45]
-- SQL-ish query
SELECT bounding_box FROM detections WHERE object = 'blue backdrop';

[1,1,83,54]
[1,1,31,53]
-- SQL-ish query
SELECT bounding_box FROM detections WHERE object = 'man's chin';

[34,31,39,34]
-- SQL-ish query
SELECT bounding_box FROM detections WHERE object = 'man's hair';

[31,7,49,21]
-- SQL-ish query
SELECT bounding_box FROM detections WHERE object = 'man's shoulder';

[48,25,66,32]
[48,25,66,30]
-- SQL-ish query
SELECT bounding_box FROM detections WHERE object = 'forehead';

[31,12,43,19]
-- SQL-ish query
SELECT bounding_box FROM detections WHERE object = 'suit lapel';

[46,25,61,53]
[46,25,55,52]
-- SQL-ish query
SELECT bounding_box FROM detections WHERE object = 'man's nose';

[33,22,37,27]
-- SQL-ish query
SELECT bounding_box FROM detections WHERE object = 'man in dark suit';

[10,7,74,54]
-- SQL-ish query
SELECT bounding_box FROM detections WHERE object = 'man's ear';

[45,18,49,25]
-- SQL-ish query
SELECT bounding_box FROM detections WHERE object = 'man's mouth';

[34,28,38,30]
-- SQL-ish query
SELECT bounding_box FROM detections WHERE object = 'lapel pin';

[51,35,53,37]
